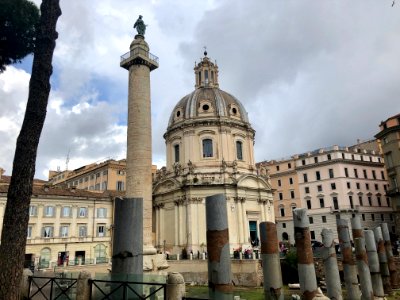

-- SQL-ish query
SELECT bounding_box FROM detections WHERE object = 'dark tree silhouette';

[0,0,61,299]
[0,0,40,72]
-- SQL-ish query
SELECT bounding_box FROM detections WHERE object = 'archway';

[39,248,51,269]
[94,244,107,264]
[282,232,289,241]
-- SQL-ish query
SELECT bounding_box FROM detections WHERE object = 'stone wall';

[166,260,261,287]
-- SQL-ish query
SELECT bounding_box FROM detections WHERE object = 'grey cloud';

[177,0,400,161]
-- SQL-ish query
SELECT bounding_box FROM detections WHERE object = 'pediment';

[153,178,181,194]
[237,174,272,190]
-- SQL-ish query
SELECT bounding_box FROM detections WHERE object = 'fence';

[28,274,78,299]
[89,278,166,300]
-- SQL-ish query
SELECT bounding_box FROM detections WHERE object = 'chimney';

[0,168,4,180]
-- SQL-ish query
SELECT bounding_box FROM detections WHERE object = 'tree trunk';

[0,1,61,299]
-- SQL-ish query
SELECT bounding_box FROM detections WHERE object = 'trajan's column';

[119,16,159,266]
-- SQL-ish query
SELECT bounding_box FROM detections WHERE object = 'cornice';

[164,118,255,139]
[295,158,384,171]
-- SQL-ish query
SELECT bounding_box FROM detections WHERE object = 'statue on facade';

[221,158,227,172]
[134,15,147,35]
[187,160,195,174]
[232,160,238,173]
[173,162,182,176]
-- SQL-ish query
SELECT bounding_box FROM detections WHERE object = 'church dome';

[163,52,256,172]
[167,53,250,128]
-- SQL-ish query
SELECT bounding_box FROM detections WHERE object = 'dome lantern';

[194,52,219,89]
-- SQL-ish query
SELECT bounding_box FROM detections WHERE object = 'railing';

[330,205,359,212]
[89,279,166,300]
[28,274,78,300]
[120,47,159,65]
[26,236,111,244]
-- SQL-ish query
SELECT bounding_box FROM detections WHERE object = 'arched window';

[202,139,213,158]
[39,248,51,268]
[174,144,180,163]
[94,244,107,264]
[236,141,243,160]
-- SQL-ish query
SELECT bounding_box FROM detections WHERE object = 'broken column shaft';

[260,221,283,300]
[364,230,384,298]
[293,208,318,300]
[354,237,374,300]
[381,223,399,289]
[321,228,342,300]
[373,226,392,294]
[205,194,232,300]
[337,218,360,300]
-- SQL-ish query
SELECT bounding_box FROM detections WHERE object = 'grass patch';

[186,285,400,299]
[185,285,302,299]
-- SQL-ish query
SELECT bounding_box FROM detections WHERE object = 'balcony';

[330,205,359,213]
[25,236,111,245]
[120,47,159,70]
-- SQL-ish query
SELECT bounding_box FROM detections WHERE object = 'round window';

[176,110,181,117]
[202,104,210,111]
[232,107,237,114]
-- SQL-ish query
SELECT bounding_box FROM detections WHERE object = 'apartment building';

[258,143,395,244]
[0,174,116,269]
[49,159,158,193]
[49,159,127,192]
[375,113,400,234]
[258,158,300,242]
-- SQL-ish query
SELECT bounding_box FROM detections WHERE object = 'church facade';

[153,53,274,254]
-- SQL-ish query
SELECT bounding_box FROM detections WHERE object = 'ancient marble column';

[206,194,232,299]
[354,238,373,300]
[337,218,360,300]
[364,230,384,298]
[381,223,399,289]
[293,208,318,300]
[260,222,283,300]
[374,226,392,294]
[321,228,342,300]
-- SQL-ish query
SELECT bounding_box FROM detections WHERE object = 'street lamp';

[163,240,166,254]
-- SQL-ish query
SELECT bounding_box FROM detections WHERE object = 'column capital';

[234,196,246,203]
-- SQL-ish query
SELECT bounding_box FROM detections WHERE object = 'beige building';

[259,143,395,244]
[375,113,400,234]
[49,159,127,192]
[153,53,274,254]
[49,159,158,193]
[257,158,300,242]
[0,173,115,269]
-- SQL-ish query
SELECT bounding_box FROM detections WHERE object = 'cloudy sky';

[1,0,399,180]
